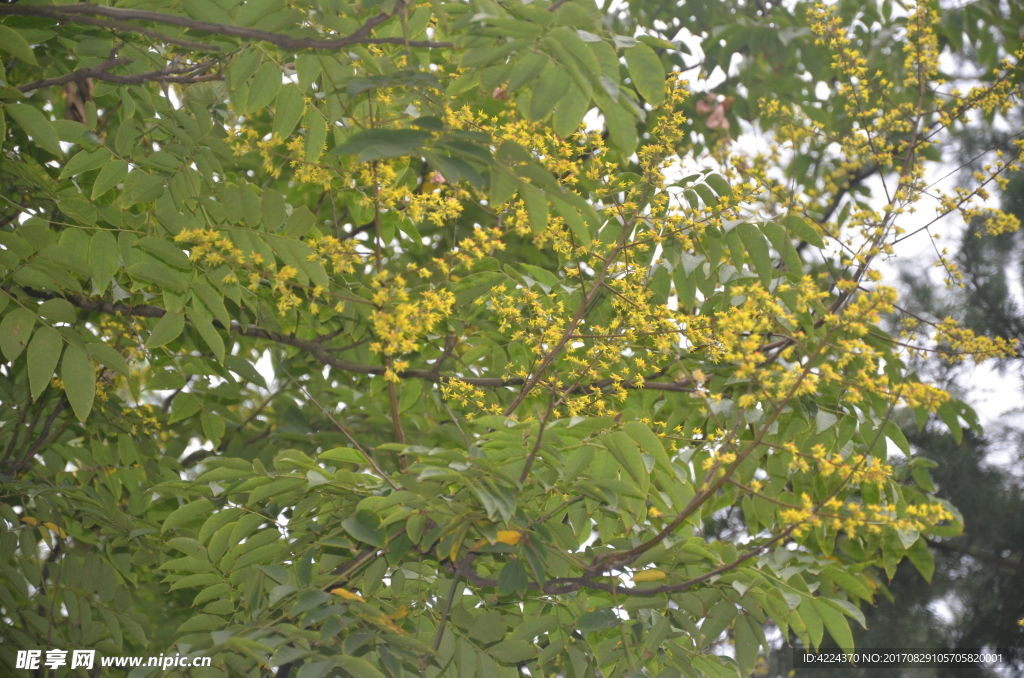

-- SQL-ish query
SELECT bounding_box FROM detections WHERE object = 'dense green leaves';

[0,0,1010,677]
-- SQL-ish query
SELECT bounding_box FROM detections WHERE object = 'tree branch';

[39,12,220,51]
[18,57,222,93]
[449,529,793,597]
[279,367,401,491]
[21,288,696,394]
[0,3,453,51]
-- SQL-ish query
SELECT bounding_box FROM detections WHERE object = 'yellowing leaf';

[331,588,366,602]
[20,516,39,526]
[43,522,67,539]
[496,530,523,546]
[632,569,667,582]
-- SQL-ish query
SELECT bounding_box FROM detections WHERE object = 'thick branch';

[19,58,222,93]
[450,529,792,597]
[43,12,220,50]
[0,3,452,51]
[17,57,131,92]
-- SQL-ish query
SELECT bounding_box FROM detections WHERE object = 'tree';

[0,2,1019,677]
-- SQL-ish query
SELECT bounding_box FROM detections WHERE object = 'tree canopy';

[0,1,1021,677]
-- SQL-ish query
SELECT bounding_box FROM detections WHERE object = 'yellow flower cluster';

[369,275,455,380]
[781,492,953,539]
[439,378,499,417]
[790,444,891,486]
[454,225,506,268]
[173,228,247,268]
[308,235,360,275]
[934,317,1017,364]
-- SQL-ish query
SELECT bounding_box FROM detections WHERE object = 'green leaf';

[86,341,130,377]
[341,512,385,548]
[699,600,738,647]
[126,262,187,292]
[240,183,262,228]
[193,583,232,606]
[320,447,365,464]
[470,610,506,643]
[796,597,824,649]
[191,311,225,362]
[302,107,328,164]
[248,62,283,113]
[937,400,963,444]
[38,298,76,323]
[27,328,62,400]
[330,128,433,162]
[762,221,804,276]
[297,661,336,678]
[508,51,549,93]
[519,182,548,234]
[61,148,112,178]
[61,343,95,422]
[553,84,589,137]
[273,84,305,138]
[810,598,854,653]
[135,236,192,270]
[905,535,935,583]
[191,282,231,327]
[175,614,226,634]
[550,194,591,246]
[146,312,185,349]
[826,570,872,601]
[0,25,38,65]
[0,308,36,361]
[91,160,129,199]
[488,640,537,663]
[282,206,316,238]
[6,104,62,156]
[577,607,620,632]
[170,392,202,423]
[705,173,733,198]
[510,614,558,642]
[489,165,518,207]
[497,559,528,596]
[625,43,666,105]
[232,542,281,570]
[181,0,235,25]
[336,655,387,678]
[237,0,284,26]
[623,421,673,473]
[529,65,569,122]
[247,477,304,505]
[262,189,287,231]
[884,420,910,456]
[599,98,637,156]
[733,614,759,677]
[603,432,648,487]
[168,573,221,590]
[162,499,215,533]
[736,223,773,286]
[782,215,825,249]
[198,508,243,544]
[225,355,266,387]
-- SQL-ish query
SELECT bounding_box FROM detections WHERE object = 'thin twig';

[20,287,698,394]
[280,368,400,491]
[0,3,452,51]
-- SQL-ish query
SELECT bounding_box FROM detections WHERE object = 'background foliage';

[0,0,1020,677]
